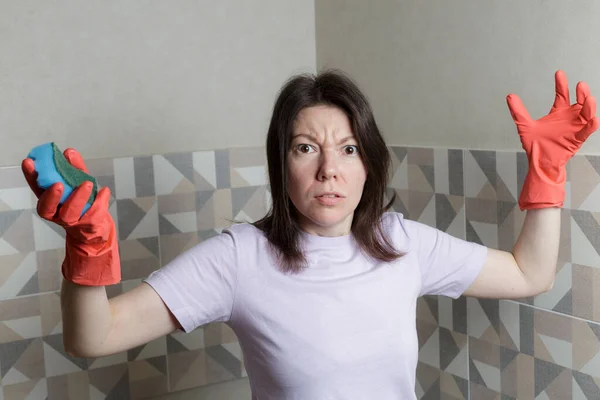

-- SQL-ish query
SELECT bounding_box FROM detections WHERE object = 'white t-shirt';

[144,212,487,399]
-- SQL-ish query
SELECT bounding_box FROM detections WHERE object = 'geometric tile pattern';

[2,146,600,398]
[388,146,600,399]
[0,148,260,399]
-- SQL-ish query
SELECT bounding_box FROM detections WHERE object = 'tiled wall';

[0,148,269,399]
[393,147,600,399]
[1,145,599,399]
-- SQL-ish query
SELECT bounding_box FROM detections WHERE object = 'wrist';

[518,161,566,210]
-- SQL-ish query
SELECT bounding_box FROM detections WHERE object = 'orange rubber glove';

[22,148,121,286]
[507,70,600,210]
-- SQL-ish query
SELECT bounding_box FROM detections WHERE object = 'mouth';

[315,192,344,198]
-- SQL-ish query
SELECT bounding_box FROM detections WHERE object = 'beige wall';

[1,0,316,166]
[316,0,600,153]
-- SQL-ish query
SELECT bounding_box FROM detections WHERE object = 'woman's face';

[287,105,367,237]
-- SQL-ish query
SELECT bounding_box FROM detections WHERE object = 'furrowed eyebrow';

[291,133,316,142]
[291,133,356,145]
[338,136,356,145]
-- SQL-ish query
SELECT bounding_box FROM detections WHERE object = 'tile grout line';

[462,148,471,400]
[504,298,600,325]
[154,186,171,394]
[462,149,471,400]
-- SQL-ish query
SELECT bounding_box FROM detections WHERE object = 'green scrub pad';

[27,142,98,215]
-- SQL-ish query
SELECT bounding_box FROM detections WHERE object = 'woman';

[22,69,598,399]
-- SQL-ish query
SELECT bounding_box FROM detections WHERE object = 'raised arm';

[23,149,180,357]
[465,70,599,299]
[60,280,180,358]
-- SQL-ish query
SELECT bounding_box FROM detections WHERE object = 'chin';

[304,210,354,231]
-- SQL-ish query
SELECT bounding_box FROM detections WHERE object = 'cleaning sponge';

[27,142,98,215]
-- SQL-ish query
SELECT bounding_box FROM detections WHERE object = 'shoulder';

[379,212,411,252]
[216,222,269,251]
[380,212,444,251]
[385,208,444,235]
[222,222,267,240]
[170,222,267,266]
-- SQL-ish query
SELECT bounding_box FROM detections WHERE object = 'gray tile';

[573,370,600,399]
[44,334,89,370]
[500,346,518,370]
[96,175,116,199]
[497,200,517,227]
[469,358,486,389]
[391,146,408,164]
[116,199,146,241]
[215,151,230,189]
[448,149,463,197]
[138,237,160,259]
[231,186,260,217]
[196,190,214,211]
[206,345,243,378]
[453,375,468,400]
[0,338,35,377]
[571,210,600,254]
[386,188,409,217]
[435,194,457,233]
[16,272,39,297]
[520,305,534,356]
[439,328,461,371]
[421,380,441,400]
[159,214,181,235]
[134,156,155,197]
[164,152,194,183]
[534,358,565,398]
[167,335,189,354]
[452,297,467,335]
[423,296,439,323]
[0,210,22,237]
[470,150,497,190]
[419,165,435,192]
[585,155,600,177]
[479,299,500,334]
[147,355,168,375]
[106,373,130,400]
[0,166,27,189]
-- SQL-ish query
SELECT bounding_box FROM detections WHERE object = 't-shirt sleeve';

[142,228,239,333]
[403,217,488,299]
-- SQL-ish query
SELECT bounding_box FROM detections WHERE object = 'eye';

[343,145,359,155]
[296,144,315,154]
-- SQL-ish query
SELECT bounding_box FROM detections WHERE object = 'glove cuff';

[62,218,121,286]
[518,162,566,210]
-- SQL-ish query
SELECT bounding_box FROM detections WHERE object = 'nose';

[317,150,339,181]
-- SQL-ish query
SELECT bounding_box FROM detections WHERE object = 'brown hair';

[253,69,401,273]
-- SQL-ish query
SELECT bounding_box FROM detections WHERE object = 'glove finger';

[580,95,597,122]
[63,148,89,173]
[37,183,64,220]
[575,116,600,142]
[21,158,44,198]
[552,70,570,110]
[506,94,533,124]
[576,81,591,106]
[58,181,94,225]
[86,186,111,216]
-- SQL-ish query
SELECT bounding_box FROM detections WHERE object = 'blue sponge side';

[27,143,91,215]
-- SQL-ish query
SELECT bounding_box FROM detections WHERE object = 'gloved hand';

[507,70,600,210]
[22,148,121,286]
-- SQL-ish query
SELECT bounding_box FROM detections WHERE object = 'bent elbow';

[532,278,555,297]
[63,338,103,359]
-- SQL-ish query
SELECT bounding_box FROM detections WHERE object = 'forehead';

[292,105,354,138]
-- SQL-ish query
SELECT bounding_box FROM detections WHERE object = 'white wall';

[316,0,600,153]
[1,0,316,166]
